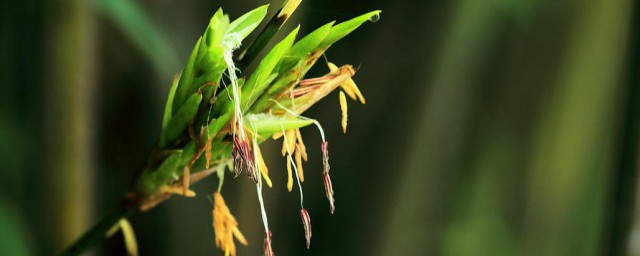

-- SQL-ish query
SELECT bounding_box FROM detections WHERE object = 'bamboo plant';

[60,1,380,255]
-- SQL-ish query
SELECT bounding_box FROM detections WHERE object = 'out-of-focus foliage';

[0,198,30,256]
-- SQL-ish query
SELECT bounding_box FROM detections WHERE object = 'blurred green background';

[2,0,640,255]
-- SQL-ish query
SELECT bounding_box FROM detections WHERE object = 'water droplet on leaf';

[368,13,380,23]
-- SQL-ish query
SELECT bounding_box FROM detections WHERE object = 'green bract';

[244,113,315,137]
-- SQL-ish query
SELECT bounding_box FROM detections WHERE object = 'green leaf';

[225,4,270,49]
[289,21,335,58]
[161,92,203,147]
[162,74,181,130]
[210,78,245,118]
[318,10,381,49]
[204,8,230,49]
[278,21,334,73]
[154,151,183,186]
[207,111,233,138]
[193,8,229,89]
[172,37,202,114]
[136,151,183,194]
[173,9,230,114]
[241,26,300,108]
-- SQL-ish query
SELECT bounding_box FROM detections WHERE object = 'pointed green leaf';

[162,73,181,130]
[318,10,381,49]
[153,151,183,188]
[173,9,230,114]
[161,92,203,146]
[136,150,183,194]
[226,5,270,47]
[241,26,300,107]
[204,8,230,48]
[278,21,335,73]
[244,113,315,136]
[290,21,335,58]
[173,37,202,113]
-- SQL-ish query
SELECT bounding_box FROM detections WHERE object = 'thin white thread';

[256,182,269,231]
[270,99,326,142]
[248,120,270,231]
[223,51,244,139]
[281,123,304,208]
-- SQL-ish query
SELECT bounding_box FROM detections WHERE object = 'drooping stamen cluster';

[223,37,260,185]
[232,133,256,182]
[213,192,248,256]
[327,62,366,104]
[280,129,308,191]
[280,124,315,250]
[253,140,272,187]
[320,141,335,213]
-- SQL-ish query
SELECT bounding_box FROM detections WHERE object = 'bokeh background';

[2,0,640,255]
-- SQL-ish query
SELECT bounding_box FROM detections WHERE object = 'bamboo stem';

[59,202,134,256]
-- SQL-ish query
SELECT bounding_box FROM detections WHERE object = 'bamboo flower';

[116,5,379,256]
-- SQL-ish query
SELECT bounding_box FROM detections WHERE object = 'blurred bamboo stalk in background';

[380,0,504,254]
[522,0,631,255]
[380,0,635,255]
[44,0,97,252]
[600,0,640,255]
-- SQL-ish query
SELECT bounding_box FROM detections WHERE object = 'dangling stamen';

[322,171,335,214]
[205,136,213,168]
[286,157,293,192]
[281,130,296,156]
[321,141,330,174]
[321,141,335,213]
[282,125,305,208]
[182,166,191,195]
[253,141,273,188]
[295,129,308,161]
[295,145,305,182]
[339,91,348,134]
[300,209,312,249]
[264,230,274,256]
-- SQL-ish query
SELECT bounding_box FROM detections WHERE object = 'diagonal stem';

[59,202,135,256]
